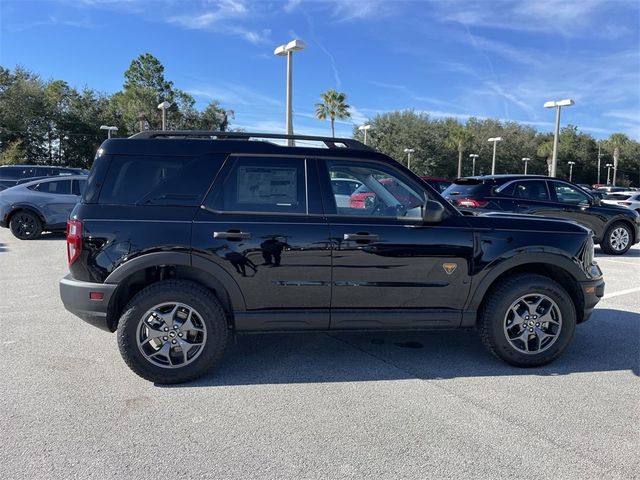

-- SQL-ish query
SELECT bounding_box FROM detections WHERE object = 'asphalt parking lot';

[1,228,638,480]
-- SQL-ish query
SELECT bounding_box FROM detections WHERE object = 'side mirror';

[590,196,601,206]
[423,200,445,223]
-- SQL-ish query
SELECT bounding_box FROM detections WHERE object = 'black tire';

[479,274,576,367]
[600,222,633,255]
[9,210,42,240]
[117,280,229,384]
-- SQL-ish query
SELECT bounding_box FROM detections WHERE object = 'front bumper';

[579,277,605,323]
[59,274,117,332]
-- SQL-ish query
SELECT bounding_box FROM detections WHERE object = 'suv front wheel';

[479,274,576,367]
[117,280,229,384]
[601,222,632,255]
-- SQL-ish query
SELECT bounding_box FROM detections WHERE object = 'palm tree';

[537,140,554,176]
[445,123,474,178]
[315,89,351,137]
[605,133,630,186]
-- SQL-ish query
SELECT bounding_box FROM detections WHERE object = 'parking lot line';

[602,286,640,300]
[596,259,640,266]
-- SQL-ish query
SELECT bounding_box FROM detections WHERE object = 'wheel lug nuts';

[164,327,169,332]
[529,328,534,332]
[172,340,177,344]
[178,333,183,337]
[536,323,540,327]
[163,336,168,341]
[173,325,178,329]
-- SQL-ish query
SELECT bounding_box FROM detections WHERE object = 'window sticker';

[237,166,298,205]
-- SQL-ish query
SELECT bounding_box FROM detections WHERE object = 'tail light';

[455,198,488,208]
[67,219,82,265]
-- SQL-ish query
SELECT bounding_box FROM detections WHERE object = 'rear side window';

[34,180,72,195]
[206,156,307,214]
[512,181,550,201]
[98,154,222,206]
[0,167,21,179]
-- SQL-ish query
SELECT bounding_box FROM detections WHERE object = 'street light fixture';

[157,101,171,131]
[606,163,613,185]
[544,98,574,177]
[358,124,372,145]
[403,148,415,170]
[469,154,479,176]
[487,137,503,175]
[99,125,118,139]
[522,157,531,175]
[274,39,306,146]
[567,161,576,181]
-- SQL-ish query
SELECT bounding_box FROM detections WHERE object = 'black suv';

[60,132,604,384]
[0,164,88,191]
[442,175,640,255]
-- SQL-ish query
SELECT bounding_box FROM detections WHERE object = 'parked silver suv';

[0,175,86,239]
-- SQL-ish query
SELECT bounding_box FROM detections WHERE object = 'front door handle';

[213,230,251,240]
[343,232,379,242]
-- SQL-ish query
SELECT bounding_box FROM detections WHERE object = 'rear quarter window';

[443,180,489,197]
[98,154,223,206]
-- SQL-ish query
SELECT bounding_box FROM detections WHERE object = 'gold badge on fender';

[442,263,457,275]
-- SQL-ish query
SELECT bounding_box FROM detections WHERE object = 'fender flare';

[105,251,246,311]
[466,251,585,313]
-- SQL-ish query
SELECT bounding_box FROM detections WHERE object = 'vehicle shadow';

[32,232,66,240]
[162,308,639,388]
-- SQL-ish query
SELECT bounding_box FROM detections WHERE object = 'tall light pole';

[99,125,118,139]
[469,154,479,176]
[274,39,305,146]
[544,98,574,177]
[358,124,372,145]
[487,137,503,175]
[606,163,613,185]
[568,161,576,181]
[597,141,604,185]
[522,157,531,175]
[157,101,171,131]
[404,148,415,170]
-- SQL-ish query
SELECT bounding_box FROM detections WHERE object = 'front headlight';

[583,235,595,267]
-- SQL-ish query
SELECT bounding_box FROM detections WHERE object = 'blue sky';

[1,0,639,139]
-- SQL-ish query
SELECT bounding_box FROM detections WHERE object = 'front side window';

[327,160,425,218]
[207,156,307,214]
[551,182,589,205]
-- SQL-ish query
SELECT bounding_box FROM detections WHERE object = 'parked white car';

[602,191,640,213]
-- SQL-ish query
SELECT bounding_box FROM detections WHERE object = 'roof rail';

[128,130,371,150]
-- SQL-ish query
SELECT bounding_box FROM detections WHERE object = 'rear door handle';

[343,233,379,242]
[213,230,251,240]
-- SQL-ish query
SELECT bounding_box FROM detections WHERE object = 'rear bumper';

[579,277,605,323]
[59,274,117,332]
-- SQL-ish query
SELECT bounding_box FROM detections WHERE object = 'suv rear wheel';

[601,222,632,255]
[9,210,42,240]
[479,274,576,367]
[117,280,229,384]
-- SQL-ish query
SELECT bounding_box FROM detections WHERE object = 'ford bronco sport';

[60,131,604,384]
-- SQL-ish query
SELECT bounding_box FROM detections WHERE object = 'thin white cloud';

[437,0,630,37]
[188,84,282,108]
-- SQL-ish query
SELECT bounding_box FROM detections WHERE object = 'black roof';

[457,174,555,182]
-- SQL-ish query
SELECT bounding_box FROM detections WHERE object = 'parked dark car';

[60,132,604,384]
[442,175,640,255]
[421,176,451,193]
[0,175,87,239]
[0,164,88,191]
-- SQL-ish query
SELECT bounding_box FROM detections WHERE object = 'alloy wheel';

[609,227,630,252]
[503,294,562,354]
[136,302,208,368]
